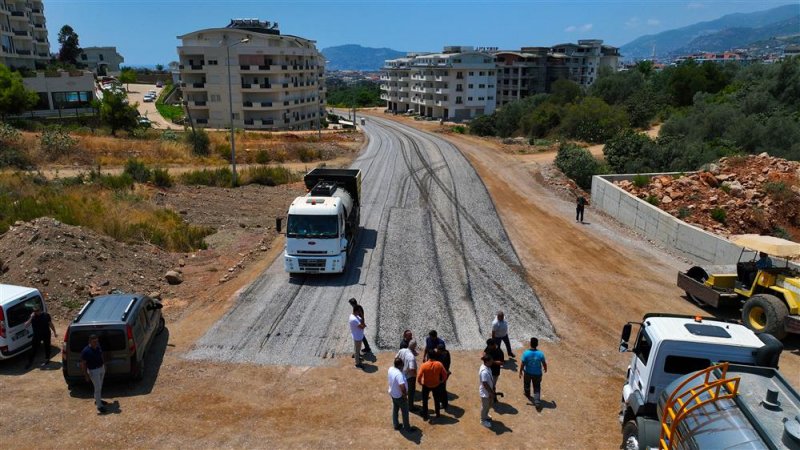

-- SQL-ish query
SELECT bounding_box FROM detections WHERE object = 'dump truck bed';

[304,168,362,206]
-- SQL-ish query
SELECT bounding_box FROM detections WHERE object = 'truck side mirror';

[276,217,282,234]
[619,323,632,353]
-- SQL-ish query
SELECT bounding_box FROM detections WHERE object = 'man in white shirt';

[479,354,495,428]
[492,311,515,357]
[388,357,411,431]
[349,309,366,368]
[396,340,419,411]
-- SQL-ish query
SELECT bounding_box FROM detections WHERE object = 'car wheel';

[133,354,146,381]
[621,420,639,450]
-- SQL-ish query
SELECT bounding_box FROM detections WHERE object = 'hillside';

[676,16,800,54]
[621,3,799,59]
[322,44,405,71]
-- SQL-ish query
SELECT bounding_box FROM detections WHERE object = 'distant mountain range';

[621,4,800,59]
[322,45,405,71]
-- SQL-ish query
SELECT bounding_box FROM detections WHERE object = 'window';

[634,329,652,365]
[489,71,494,76]
[6,296,43,328]
[207,60,218,65]
[468,84,473,89]
[479,71,484,76]
[467,97,473,101]
[455,96,462,104]
[478,84,485,88]
[468,71,474,76]
[487,96,494,100]
[99,54,104,61]
[210,94,221,102]
[287,214,339,239]
[478,97,484,101]
[69,330,126,352]
[488,84,494,88]
[52,91,93,109]
[664,356,711,375]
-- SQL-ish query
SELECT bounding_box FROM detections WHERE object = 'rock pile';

[0,218,178,321]
[616,154,800,240]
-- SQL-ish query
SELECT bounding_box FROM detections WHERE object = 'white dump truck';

[282,168,361,274]
[617,313,799,449]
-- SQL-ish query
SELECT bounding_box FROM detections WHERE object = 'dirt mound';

[0,217,176,321]
[616,153,800,240]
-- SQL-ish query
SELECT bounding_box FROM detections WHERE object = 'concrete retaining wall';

[591,173,745,265]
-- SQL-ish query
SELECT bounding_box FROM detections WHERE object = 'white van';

[0,284,46,360]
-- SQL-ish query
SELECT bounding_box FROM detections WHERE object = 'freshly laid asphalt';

[187,116,555,366]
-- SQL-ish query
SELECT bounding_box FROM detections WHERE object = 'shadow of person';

[446,391,460,401]
[493,401,519,415]
[446,404,465,418]
[40,360,62,371]
[535,399,557,412]
[99,400,122,415]
[359,363,379,374]
[502,359,518,371]
[400,426,422,445]
[490,419,513,435]
[361,352,378,363]
[429,415,459,426]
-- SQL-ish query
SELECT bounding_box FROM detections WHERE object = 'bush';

[241,166,297,186]
[0,122,21,143]
[603,129,655,173]
[677,206,691,219]
[215,142,232,160]
[124,158,152,183]
[180,167,232,187]
[554,143,604,190]
[160,130,179,142]
[469,114,496,136]
[89,171,134,190]
[272,149,288,163]
[39,127,77,160]
[710,207,727,224]
[632,174,651,188]
[0,123,30,169]
[645,194,660,206]
[452,125,466,134]
[151,168,173,188]
[559,97,629,143]
[185,129,210,156]
[297,147,319,162]
[764,181,793,202]
[255,149,271,164]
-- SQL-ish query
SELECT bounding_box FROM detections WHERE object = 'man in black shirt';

[484,338,504,399]
[24,304,56,369]
[436,343,451,410]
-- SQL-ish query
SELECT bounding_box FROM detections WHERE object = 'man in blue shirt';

[755,252,772,270]
[423,330,445,362]
[519,337,547,408]
[80,335,107,413]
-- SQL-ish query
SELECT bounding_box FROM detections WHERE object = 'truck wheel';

[621,420,640,450]
[742,294,788,340]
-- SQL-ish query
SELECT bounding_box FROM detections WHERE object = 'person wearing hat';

[24,303,56,369]
[80,334,108,413]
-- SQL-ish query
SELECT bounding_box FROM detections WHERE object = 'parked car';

[143,95,155,103]
[0,284,46,360]
[62,294,164,385]
[138,117,152,128]
[156,80,163,88]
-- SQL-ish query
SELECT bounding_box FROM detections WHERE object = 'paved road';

[187,116,555,366]
[127,83,182,130]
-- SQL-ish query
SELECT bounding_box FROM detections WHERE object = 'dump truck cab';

[618,313,783,450]
[678,234,800,339]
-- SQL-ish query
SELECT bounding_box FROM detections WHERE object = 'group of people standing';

[381,310,548,432]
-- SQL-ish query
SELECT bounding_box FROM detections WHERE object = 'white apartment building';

[0,0,49,70]
[381,46,496,121]
[21,70,95,117]
[549,39,620,87]
[80,46,124,75]
[177,19,325,131]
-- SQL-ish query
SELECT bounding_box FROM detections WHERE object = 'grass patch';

[0,172,212,251]
[645,194,660,206]
[156,84,184,121]
[452,125,466,134]
[677,206,691,219]
[710,207,727,224]
[240,165,299,186]
[632,174,651,188]
[180,167,233,187]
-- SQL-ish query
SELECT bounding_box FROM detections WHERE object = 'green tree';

[549,79,582,105]
[0,64,39,119]
[57,25,82,66]
[97,91,138,135]
[468,114,496,136]
[554,143,603,190]
[559,96,629,143]
[635,60,654,77]
[119,69,137,92]
[155,64,164,72]
[520,101,562,138]
[589,68,644,105]
[603,129,654,173]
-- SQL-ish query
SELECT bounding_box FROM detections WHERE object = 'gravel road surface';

[188,116,555,366]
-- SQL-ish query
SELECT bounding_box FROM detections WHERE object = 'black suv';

[62,294,164,385]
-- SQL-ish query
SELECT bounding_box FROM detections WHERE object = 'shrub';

[677,206,691,219]
[452,125,466,134]
[710,207,727,224]
[469,114,496,136]
[0,122,21,143]
[632,174,651,188]
[215,142,232,160]
[151,168,173,188]
[124,158,152,183]
[39,127,77,159]
[241,166,297,186]
[272,149,288,163]
[645,194,660,206]
[160,130,179,142]
[764,181,793,202]
[255,149,271,164]
[559,97,629,143]
[719,184,731,194]
[554,143,604,190]
[180,167,232,187]
[297,147,319,162]
[0,123,30,169]
[185,129,210,156]
[772,226,792,240]
[89,171,134,190]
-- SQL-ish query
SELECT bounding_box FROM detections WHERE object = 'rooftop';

[0,284,38,305]
[225,19,280,35]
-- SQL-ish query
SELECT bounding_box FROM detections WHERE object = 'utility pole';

[225,37,250,187]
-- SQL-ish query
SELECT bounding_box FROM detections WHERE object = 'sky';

[44,0,795,66]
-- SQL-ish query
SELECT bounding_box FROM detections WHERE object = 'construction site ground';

[1,112,798,448]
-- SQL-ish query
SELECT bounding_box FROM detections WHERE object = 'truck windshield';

[287,214,339,239]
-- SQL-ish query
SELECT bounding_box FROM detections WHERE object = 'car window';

[70,329,126,352]
[6,295,43,328]
[634,329,653,365]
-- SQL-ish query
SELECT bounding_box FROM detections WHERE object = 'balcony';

[191,101,207,107]
[10,10,24,17]
[15,49,31,55]
[12,30,28,36]
[33,23,43,28]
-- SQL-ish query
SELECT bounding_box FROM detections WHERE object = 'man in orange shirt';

[417,350,448,422]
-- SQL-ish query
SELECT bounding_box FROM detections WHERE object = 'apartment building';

[381,46,496,121]
[21,69,95,117]
[177,19,325,130]
[0,0,49,70]
[80,46,124,75]
[549,39,620,87]
[494,47,554,107]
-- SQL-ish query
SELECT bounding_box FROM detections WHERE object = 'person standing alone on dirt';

[25,304,56,369]
[81,334,108,413]
[576,195,587,223]
[348,298,372,354]
[349,307,366,369]
[388,357,411,431]
[491,311,515,357]
[519,337,547,408]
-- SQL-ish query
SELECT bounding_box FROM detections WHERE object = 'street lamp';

[225,37,250,186]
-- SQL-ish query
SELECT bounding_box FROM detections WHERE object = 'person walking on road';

[348,298,372,354]
[80,334,108,413]
[423,330,445,362]
[24,304,56,369]
[388,357,411,431]
[435,343,452,410]
[349,308,366,368]
[491,311,515,357]
[576,195,587,223]
[479,354,495,428]
[397,340,419,411]
[519,337,547,407]
[417,351,448,422]
[484,338,505,397]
